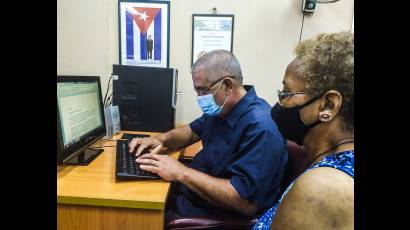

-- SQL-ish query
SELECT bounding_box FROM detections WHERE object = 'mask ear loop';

[299,94,322,126]
[220,92,230,108]
[214,79,230,113]
[212,79,224,96]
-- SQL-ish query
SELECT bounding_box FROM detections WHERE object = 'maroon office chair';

[166,140,307,230]
[166,217,257,230]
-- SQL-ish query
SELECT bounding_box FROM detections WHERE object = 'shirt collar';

[223,85,257,128]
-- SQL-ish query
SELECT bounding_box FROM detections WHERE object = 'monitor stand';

[64,148,104,166]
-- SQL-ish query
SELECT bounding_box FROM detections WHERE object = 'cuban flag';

[125,7,162,61]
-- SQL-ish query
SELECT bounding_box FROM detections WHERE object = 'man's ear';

[223,79,234,95]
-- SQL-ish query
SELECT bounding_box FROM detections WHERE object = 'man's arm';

[178,166,258,216]
[156,124,200,149]
[137,153,258,216]
[129,125,200,156]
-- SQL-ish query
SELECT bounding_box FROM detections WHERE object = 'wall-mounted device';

[302,0,317,13]
[104,105,121,139]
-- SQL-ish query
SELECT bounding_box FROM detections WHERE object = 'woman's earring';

[319,110,332,122]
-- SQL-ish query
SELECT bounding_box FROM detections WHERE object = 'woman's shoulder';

[296,166,353,195]
[271,167,354,229]
[293,167,354,208]
[289,167,354,211]
[298,167,353,224]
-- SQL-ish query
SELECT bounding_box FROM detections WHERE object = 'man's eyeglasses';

[195,76,235,96]
[277,89,309,101]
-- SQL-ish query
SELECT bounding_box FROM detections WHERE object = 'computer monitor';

[57,75,106,165]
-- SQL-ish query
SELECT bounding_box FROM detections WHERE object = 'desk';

[180,141,202,159]
[57,131,181,230]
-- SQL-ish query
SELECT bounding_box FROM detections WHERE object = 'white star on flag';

[138,11,149,21]
[126,7,149,21]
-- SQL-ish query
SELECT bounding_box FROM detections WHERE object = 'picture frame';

[118,0,170,68]
[191,14,234,66]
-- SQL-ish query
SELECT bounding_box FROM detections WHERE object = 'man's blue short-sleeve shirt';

[176,86,288,218]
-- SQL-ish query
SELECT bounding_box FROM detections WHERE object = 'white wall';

[58,0,354,124]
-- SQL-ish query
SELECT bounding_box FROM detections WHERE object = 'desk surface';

[180,141,202,158]
[57,131,180,210]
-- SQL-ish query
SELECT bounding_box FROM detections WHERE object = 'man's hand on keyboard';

[128,137,164,157]
[136,153,187,182]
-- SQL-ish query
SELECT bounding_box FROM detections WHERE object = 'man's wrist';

[176,165,190,183]
[154,133,167,145]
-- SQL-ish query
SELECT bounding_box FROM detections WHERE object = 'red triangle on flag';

[131,7,161,33]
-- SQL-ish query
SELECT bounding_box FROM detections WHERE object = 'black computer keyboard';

[121,133,150,142]
[115,140,160,180]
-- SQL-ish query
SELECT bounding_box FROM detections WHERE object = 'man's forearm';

[155,125,199,150]
[177,167,257,216]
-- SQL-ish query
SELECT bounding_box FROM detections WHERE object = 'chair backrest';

[280,141,308,192]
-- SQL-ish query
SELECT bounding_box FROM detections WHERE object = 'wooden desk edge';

[57,196,164,210]
[58,131,183,211]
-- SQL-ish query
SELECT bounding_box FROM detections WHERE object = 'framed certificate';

[118,0,170,68]
[191,14,234,66]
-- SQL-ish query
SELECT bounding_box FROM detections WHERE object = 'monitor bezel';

[57,75,106,164]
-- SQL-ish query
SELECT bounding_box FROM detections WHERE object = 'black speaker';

[112,65,177,132]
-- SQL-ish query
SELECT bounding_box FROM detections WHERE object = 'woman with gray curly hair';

[253,31,354,230]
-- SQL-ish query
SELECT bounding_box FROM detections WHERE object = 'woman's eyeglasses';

[277,89,309,101]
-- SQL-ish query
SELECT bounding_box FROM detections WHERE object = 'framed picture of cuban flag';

[118,0,170,68]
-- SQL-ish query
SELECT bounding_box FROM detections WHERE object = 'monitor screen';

[57,76,106,165]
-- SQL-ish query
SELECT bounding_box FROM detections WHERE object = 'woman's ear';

[319,90,342,122]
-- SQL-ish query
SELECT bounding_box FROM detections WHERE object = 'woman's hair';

[295,31,354,132]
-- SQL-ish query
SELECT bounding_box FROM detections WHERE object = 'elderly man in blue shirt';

[129,50,288,220]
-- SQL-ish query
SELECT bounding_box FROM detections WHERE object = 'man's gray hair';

[191,50,243,85]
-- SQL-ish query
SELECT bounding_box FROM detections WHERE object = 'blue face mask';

[197,81,229,116]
